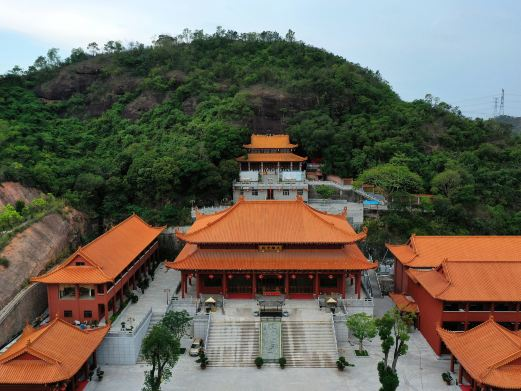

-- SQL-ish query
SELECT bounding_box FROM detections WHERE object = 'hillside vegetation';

[1,29,520,250]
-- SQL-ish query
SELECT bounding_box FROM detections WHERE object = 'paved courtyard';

[87,329,452,391]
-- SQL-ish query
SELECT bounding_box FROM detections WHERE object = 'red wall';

[407,276,444,355]
[394,260,408,293]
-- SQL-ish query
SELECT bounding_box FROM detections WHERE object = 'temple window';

[468,302,491,311]
[494,302,518,311]
[97,284,105,294]
[443,302,466,311]
[79,285,96,299]
[297,189,303,195]
[283,190,290,196]
[75,261,85,266]
[59,285,76,299]
[84,310,93,318]
[252,190,258,196]
[442,321,465,331]
[63,310,73,317]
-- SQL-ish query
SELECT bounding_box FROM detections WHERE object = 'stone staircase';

[205,320,260,367]
[282,320,338,367]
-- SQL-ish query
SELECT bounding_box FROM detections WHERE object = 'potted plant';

[120,321,126,330]
[278,357,286,369]
[336,356,353,371]
[196,351,209,369]
[131,293,138,303]
[255,356,264,369]
[442,371,453,385]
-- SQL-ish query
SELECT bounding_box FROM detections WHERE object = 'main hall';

[166,196,376,299]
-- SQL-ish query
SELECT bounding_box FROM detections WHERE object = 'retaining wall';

[0,282,48,348]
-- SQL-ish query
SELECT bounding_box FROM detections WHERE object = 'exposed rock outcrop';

[0,182,41,207]
[0,209,87,309]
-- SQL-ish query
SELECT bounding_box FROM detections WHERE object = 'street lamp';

[164,288,171,305]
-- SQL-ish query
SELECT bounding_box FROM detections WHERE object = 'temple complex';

[0,318,109,390]
[233,134,308,201]
[166,197,376,299]
[32,215,164,323]
[387,235,521,355]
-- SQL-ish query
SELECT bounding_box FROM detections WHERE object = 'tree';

[346,313,378,353]
[375,308,415,391]
[355,164,423,196]
[285,29,296,42]
[141,323,180,391]
[87,42,100,56]
[161,310,192,340]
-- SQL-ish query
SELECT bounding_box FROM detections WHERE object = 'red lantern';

[208,274,214,279]
[308,274,314,280]
[328,274,334,279]
[259,274,264,279]
[245,274,251,280]
[277,274,283,280]
[291,274,296,280]
[188,273,193,278]
[228,274,233,279]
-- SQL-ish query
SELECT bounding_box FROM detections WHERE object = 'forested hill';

[1,30,520,246]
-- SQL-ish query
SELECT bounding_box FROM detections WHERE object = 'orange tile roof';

[437,319,521,389]
[407,260,521,301]
[244,134,297,149]
[178,198,367,244]
[388,293,419,313]
[33,214,164,284]
[0,318,108,384]
[236,153,307,162]
[387,235,521,268]
[166,243,376,271]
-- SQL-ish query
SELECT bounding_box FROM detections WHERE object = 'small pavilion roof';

[437,318,521,389]
[166,243,377,271]
[177,198,367,244]
[386,235,521,268]
[33,214,164,284]
[0,318,109,384]
[244,134,297,149]
[236,153,307,163]
[406,260,521,301]
[388,293,419,313]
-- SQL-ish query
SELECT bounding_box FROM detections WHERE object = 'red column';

[181,272,185,299]
[342,272,347,299]
[223,272,227,298]
[284,272,289,296]
[356,272,362,299]
[252,272,257,297]
[450,354,455,372]
[458,364,463,384]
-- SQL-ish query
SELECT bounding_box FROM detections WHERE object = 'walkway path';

[110,264,179,332]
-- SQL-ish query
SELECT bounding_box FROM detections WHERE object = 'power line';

[499,88,505,116]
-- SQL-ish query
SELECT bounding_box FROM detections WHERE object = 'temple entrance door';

[267,189,274,200]
[257,274,285,295]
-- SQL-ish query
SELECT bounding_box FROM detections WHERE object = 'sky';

[1,0,520,118]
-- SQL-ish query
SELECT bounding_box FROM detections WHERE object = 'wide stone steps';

[205,320,260,367]
[282,320,337,368]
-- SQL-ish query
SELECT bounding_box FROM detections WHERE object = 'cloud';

[0,0,145,46]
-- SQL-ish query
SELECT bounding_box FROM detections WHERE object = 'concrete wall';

[233,188,308,202]
[96,309,152,365]
[0,282,47,347]
[193,314,209,341]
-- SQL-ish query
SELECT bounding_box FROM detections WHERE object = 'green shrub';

[0,257,9,268]
[278,357,286,368]
[315,185,336,199]
[255,356,264,368]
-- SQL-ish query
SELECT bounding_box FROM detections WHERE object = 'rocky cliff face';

[0,183,88,309]
[0,182,41,207]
